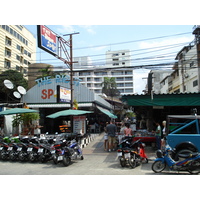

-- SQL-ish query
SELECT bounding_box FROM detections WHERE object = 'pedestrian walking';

[106,120,117,152]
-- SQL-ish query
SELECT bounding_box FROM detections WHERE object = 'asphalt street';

[0,133,190,175]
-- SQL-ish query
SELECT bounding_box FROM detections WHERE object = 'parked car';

[166,115,200,160]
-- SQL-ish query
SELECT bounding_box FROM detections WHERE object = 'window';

[125,77,133,81]
[5,37,12,46]
[87,83,91,87]
[190,61,194,68]
[125,83,133,87]
[116,77,124,81]
[79,72,91,76]
[16,54,20,61]
[193,80,198,87]
[125,88,133,93]
[112,53,119,57]
[117,83,124,87]
[4,59,11,69]
[125,71,133,75]
[24,59,28,65]
[87,77,91,81]
[16,44,21,51]
[5,48,11,57]
[16,65,20,71]
[94,78,101,82]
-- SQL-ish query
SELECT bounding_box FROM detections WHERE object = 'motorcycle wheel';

[39,155,47,163]
[152,160,166,173]
[119,157,126,167]
[9,151,17,161]
[53,155,58,164]
[28,153,36,162]
[18,152,26,161]
[187,160,200,175]
[129,155,137,168]
[63,156,71,166]
[1,150,8,160]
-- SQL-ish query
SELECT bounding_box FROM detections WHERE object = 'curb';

[80,133,99,148]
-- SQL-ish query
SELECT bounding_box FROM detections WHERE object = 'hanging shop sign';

[57,85,71,103]
[37,25,57,56]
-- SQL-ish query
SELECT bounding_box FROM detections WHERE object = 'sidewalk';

[82,133,156,160]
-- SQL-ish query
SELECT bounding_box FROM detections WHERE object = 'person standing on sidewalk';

[106,120,117,152]
[153,121,161,150]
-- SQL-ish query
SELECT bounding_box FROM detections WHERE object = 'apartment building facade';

[74,50,134,95]
[159,41,199,94]
[0,25,36,77]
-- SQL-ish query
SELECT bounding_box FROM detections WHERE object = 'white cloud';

[138,36,194,50]
[134,69,150,94]
[79,25,96,35]
[56,25,75,34]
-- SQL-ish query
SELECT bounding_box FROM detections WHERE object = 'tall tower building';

[0,25,36,77]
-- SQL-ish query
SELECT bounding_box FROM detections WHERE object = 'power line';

[73,32,192,50]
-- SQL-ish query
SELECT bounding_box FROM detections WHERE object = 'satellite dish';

[4,79,14,89]
[13,91,21,99]
[17,86,26,95]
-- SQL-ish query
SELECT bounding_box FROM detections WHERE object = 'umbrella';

[46,109,93,119]
[0,108,38,115]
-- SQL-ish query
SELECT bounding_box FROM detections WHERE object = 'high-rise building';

[74,50,134,95]
[0,25,36,77]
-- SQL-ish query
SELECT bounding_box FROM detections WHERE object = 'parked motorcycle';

[152,145,200,174]
[0,141,10,160]
[27,137,40,162]
[51,140,72,166]
[68,139,84,160]
[17,136,30,162]
[117,137,148,168]
[8,136,22,161]
[38,138,54,163]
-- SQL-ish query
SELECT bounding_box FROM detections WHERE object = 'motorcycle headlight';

[156,150,163,158]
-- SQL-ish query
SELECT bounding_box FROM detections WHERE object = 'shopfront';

[122,92,200,132]
[22,75,115,134]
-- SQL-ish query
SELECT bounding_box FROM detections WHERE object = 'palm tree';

[101,77,120,97]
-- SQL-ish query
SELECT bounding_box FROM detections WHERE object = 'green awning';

[97,106,117,119]
[122,93,200,107]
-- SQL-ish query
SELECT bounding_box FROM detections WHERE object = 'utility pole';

[58,32,79,109]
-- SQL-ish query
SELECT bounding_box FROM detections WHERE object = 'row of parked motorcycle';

[117,136,200,174]
[0,133,84,166]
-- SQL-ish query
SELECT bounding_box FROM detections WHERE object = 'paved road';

[0,134,189,175]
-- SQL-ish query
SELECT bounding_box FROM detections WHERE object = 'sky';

[25,25,195,94]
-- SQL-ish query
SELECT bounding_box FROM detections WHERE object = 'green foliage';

[101,77,120,97]
[12,113,40,127]
[0,70,28,94]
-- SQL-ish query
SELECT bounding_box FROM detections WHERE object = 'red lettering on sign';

[41,89,54,99]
